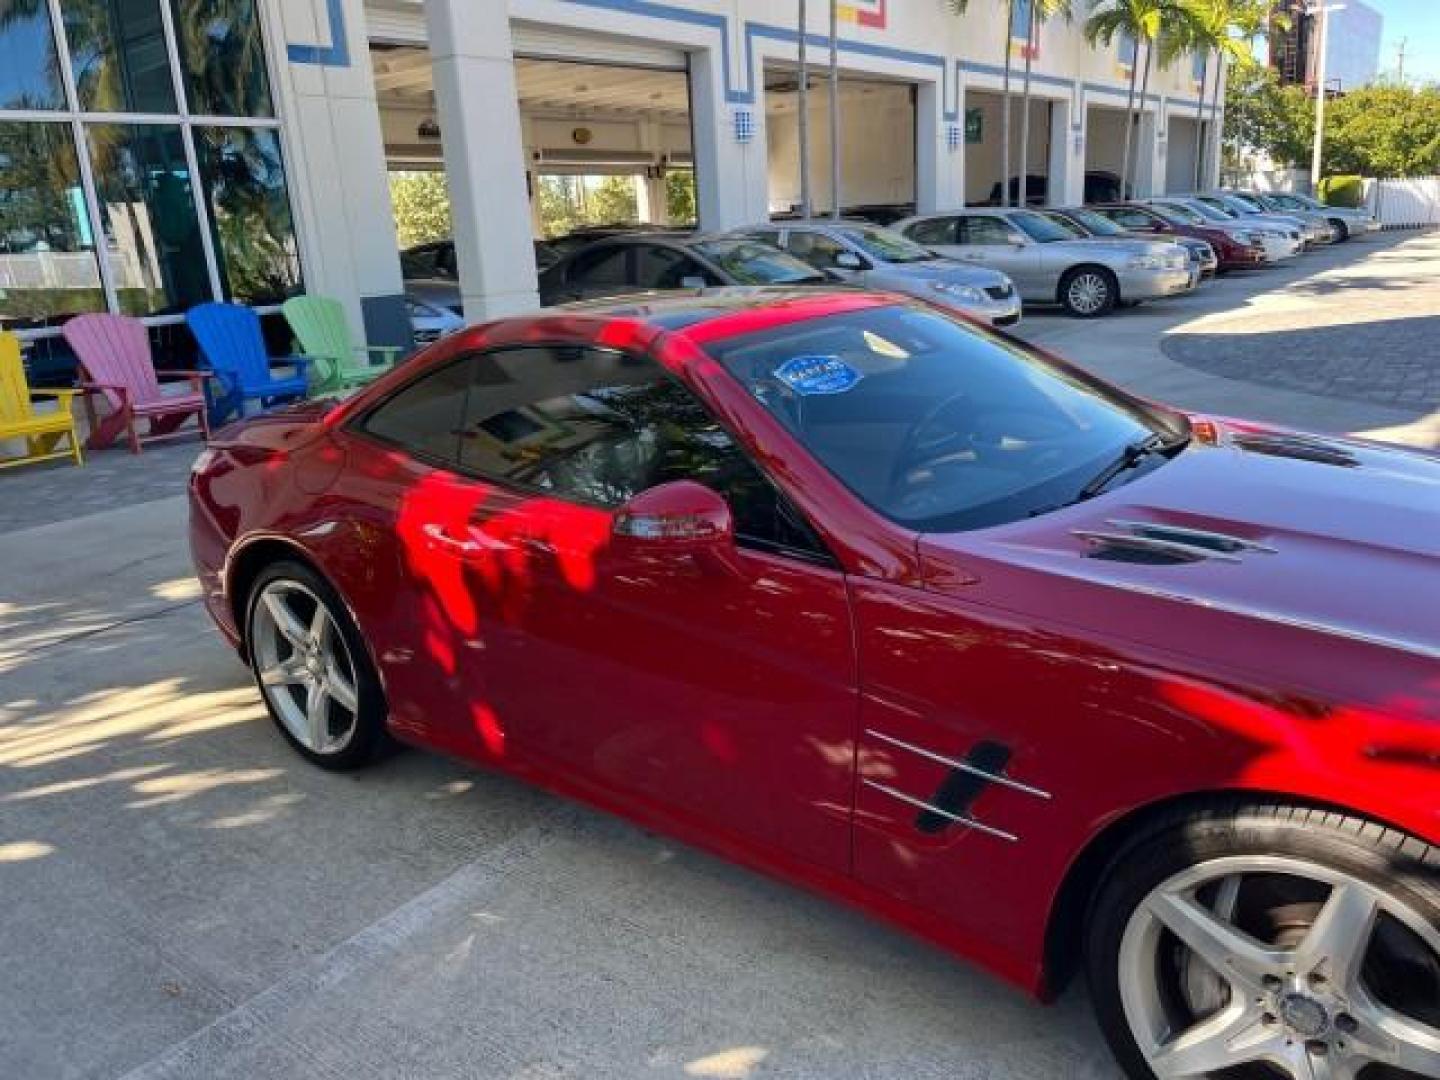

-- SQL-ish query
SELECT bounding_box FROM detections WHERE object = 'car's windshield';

[1199,197,1242,218]
[1063,208,1130,237]
[691,241,828,285]
[1146,203,1195,226]
[1010,211,1078,244]
[1182,200,1233,223]
[1227,193,1264,211]
[839,226,934,264]
[710,304,1180,532]
[1040,213,1091,239]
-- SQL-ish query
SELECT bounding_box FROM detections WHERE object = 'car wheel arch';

[1037,786,1425,1001]
[226,535,370,674]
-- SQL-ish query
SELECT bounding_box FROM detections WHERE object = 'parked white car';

[738,220,1024,328]
[894,208,1194,318]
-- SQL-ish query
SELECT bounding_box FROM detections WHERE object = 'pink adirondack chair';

[62,314,211,453]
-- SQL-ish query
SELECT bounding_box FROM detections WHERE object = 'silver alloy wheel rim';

[1068,273,1108,315]
[1120,854,1440,1079]
[251,580,360,755]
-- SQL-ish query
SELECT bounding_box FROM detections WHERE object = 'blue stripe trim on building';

[288,0,351,67]
[283,0,1205,122]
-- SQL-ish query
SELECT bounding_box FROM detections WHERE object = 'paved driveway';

[2,230,1436,1079]
[1014,228,1440,450]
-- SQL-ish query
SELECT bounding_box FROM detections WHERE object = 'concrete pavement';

[3,229,1437,1079]
[1,496,1117,1079]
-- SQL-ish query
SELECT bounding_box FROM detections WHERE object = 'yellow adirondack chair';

[0,332,84,470]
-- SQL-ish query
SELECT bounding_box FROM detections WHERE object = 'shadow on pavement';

[1161,313,1440,424]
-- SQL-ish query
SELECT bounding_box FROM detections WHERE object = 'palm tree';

[1218,0,1289,184]
[797,0,813,217]
[1085,0,1196,197]
[1017,0,1073,207]
[828,0,841,219]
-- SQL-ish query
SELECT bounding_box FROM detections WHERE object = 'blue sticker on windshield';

[774,355,862,396]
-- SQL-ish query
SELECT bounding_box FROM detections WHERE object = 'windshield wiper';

[1075,434,1184,502]
[1025,433,1188,519]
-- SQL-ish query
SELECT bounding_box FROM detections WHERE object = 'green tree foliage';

[387,171,452,249]
[1324,84,1440,178]
[666,170,697,225]
[1226,75,1440,178]
[1224,64,1313,171]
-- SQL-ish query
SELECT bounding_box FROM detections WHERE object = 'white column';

[690,46,768,229]
[271,0,408,348]
[427,0,538,320]
[1049,96,1085,205]
[915,80,961,213]
[1135,107,1163,196]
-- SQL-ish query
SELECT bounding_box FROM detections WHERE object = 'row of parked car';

[401,188,1379,335]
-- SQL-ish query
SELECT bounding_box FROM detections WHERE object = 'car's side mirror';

[612,481,736,563]
[834,251,864,271]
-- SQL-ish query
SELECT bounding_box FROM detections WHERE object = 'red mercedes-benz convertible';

[190,290,1439,1080]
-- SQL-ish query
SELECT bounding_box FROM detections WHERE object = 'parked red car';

[190,290,1440,1080]
[1089,202,1268,272]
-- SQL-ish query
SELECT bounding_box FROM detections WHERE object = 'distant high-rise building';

[1270,0,1383,92]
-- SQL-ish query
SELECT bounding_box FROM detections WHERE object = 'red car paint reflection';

[190,290,1440,999]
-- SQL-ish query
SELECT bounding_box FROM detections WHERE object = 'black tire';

[1084,802,1440,1080]
[1060,266,1118,318]
[245,559,390,771]
[1329,218,1351,242]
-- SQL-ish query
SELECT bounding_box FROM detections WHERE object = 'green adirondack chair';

[281,296,404,394]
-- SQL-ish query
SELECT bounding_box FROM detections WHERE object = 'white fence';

[1366,177,1440,230]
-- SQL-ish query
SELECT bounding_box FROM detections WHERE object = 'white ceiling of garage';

[371,47,691,119]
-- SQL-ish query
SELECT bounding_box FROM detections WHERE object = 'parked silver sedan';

[1235,190,1380,241]
[739,220,1023,327]
[894,207,1193,318]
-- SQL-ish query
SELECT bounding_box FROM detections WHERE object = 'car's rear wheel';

[1061,266,1118,318]
[246,561,389,770]
[1085,804,1440,1080]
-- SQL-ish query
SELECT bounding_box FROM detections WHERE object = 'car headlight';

[930,281,985,304]
[1126,255,1166,270]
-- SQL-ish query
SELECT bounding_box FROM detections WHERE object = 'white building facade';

[0,0,1226,354]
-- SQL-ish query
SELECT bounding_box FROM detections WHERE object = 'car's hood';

[922,420,1440,665]
[874,259,1009,288]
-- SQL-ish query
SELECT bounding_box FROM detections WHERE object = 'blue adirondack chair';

[187,302,312,425]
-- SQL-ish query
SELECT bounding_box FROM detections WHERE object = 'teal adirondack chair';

[281,296,403,394]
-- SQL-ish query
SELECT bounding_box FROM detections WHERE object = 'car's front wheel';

[1060,266,1118,318]
[246,560,389,770]
[1086,803,1440,1080]
[1330,218,1351,242]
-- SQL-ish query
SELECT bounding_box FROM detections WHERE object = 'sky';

[1364,0,1440,84]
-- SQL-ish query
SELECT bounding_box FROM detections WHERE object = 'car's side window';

[906,217,956,245]
[453,346,832,562]
[960,217,1016,245]
[358,359,472,465]
[565,244,630,287]
[633,245,710,289]
[785,231,850,270]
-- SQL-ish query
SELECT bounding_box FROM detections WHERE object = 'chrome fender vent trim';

[1074,520,1278,565]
